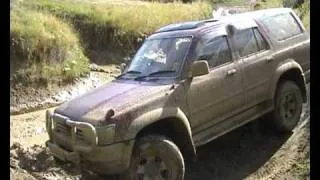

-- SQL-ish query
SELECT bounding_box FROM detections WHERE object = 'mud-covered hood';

[55,80,173,122]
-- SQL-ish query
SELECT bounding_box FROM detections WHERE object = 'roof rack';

[202,19,219,23]
[155,19,219,33]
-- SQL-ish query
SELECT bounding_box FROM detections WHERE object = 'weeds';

[11,0,212,86]
[10,7,89,85]
[25,0,212,62]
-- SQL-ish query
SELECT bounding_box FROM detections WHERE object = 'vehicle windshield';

[124,37,192,79]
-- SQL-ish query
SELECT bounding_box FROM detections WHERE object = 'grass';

[11,0,212,86]
[259,0,283,8]
[207,0,250,6]
[23,0,212,63]
[10,6,89,85]
[27,0,212,34]
[10,0,309,87]
[298,0,310,30]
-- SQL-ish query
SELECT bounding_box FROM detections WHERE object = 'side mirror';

[120,63,127,73]
[189,60,210,77]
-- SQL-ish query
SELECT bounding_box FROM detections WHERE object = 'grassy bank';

[298,0,310,30]
[10,0,212,86]
[10,0,211,84]
[23,0,212,63]
[10,6,89,85]
[10,0,309,87]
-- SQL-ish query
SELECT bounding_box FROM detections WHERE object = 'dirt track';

[10,83,310,180]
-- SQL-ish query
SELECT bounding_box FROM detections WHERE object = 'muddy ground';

[10,65,120,115]
[10,82,310,180]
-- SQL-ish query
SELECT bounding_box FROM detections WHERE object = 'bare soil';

[10,65,119,115]
[10,84,310,180]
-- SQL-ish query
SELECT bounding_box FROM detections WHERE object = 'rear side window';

[196,36,232,68]
[233,28,259,57]
[259,13,303,41]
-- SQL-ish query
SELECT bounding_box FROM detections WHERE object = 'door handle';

[266,57,273,63]
[227,69,237,76]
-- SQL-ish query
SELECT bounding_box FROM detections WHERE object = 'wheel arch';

[126,108,196,161]
[270,59,307,103]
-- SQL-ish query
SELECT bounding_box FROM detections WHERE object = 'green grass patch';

[207,0,249,6]
[27,0,212,34]
[259,0,283,8]
[23,0,213,63]
[11,0,213,86]
[10,7,89,85]
[298,0,310,29]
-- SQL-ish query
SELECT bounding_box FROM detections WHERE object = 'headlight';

[96,124,116,145]
[45,110,53,140]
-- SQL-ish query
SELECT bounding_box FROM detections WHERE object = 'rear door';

[232,27,273,107]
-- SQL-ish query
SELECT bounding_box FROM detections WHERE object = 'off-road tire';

[53,156,65,165]
[126,135,185,180]
[269,80,303,133]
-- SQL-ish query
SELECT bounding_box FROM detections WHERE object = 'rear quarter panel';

[256,10,309,100]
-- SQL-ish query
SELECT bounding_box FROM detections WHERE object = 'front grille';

[76,129,85,142]
[52,114,92,148]
[55,121,71,136]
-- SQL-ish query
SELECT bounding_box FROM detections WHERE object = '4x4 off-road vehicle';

[46,8,310,179]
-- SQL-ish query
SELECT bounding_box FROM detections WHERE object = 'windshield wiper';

[134,70,176,81]
[117,70,141,79]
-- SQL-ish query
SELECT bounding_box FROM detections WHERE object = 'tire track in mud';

[244,118,310,180]
[10,143,83,180]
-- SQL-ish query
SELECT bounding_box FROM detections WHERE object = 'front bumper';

[46,111,135,174]
[46,140,134,174]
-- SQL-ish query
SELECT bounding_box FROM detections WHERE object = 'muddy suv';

[46,8,309,179]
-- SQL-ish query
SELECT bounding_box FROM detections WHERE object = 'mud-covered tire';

[269,80,303,133]
[53,156,65,165]
[126,135,185,180]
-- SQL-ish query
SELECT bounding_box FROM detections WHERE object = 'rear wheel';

[127,135,185,180]
[269,80,303,133]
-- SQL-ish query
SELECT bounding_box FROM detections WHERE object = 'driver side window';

[196,36,232,68]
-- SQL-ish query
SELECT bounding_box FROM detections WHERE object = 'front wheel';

[53,156,65,165]
[127,135,185,180]
[269,80,303,133]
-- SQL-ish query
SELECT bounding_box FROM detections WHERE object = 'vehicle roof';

[147,8,293,40]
